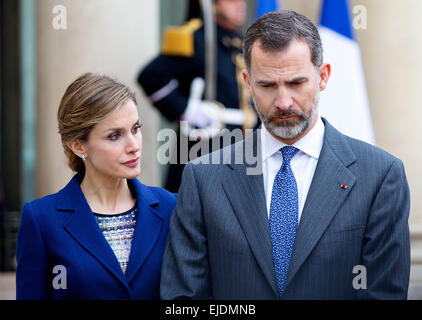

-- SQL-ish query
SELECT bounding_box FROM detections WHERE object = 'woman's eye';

[132,124,142,134]
[109,133,120,141]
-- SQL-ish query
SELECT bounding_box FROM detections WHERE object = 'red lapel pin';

[341,184,347,189]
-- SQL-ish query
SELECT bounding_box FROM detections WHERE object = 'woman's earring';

[81,152,86,161]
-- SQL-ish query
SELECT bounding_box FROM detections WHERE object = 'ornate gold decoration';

[233,52,257,135]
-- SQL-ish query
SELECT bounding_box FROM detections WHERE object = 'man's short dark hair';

[243,10,323,70]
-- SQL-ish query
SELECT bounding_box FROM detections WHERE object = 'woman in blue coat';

[16,73,176,299]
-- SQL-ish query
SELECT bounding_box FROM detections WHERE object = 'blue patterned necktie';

[269,146,299,296]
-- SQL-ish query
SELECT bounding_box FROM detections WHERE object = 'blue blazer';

[16,174,176,300]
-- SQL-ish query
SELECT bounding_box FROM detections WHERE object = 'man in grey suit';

[160,10,410,299]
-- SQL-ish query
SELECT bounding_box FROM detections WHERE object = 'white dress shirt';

[261,117,325,221]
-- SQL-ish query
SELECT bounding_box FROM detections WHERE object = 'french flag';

[255,0,280,19]
[318,0,375,144]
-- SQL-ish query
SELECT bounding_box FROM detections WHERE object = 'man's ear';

[67,139,86,158]
[318,63,331,91]
[242,69,251,91]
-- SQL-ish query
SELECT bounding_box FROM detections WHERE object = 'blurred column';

[36,0,160,197]
[346,0,422,295]
[355,0,422,229]
[356,0,422,267]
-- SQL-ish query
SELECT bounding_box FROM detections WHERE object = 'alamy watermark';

[156,121,262,175]
[353,5,367,30]
[52,265,67,290]
[352,265,367,290]
[52,5,67,30]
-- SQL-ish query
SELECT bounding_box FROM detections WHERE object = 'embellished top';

[93,205,137,274]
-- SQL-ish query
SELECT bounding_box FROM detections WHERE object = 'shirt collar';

[261,116,325,162]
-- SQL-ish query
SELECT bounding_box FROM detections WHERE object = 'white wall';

[36,0,161,196]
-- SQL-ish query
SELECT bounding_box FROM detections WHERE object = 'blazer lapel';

[124,179,164,283]
[222,131,279,297]
[59,175,130,292]
[285,119,357,289]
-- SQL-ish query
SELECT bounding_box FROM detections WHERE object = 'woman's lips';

[123,158,139,167]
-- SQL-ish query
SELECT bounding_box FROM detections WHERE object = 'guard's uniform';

[138,19,256,192]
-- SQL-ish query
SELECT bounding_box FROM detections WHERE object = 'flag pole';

[202,0,217,100]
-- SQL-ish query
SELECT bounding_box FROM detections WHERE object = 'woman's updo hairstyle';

[57,73,137,173]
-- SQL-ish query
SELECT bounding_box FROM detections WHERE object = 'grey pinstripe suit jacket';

[160,118,410,299]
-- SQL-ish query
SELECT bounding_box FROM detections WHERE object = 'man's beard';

[255,90,319,140]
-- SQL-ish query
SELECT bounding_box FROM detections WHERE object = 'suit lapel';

[222,131,279,297]
[59,175,130,292]
[124,180,164,283]
[285,119,357,289]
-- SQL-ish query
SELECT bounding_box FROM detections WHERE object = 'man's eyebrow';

[288,76,308,83]
[255,76,309,85]
[104,119,140,133]
[256,79,276,85]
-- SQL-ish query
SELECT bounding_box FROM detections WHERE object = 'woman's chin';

[125,168,141,179]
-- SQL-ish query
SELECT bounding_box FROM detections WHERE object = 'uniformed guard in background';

[138,0,257,192]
